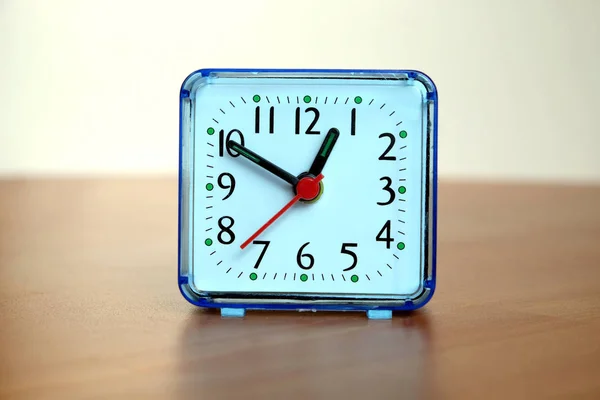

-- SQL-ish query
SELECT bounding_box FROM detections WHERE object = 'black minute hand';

[308,128,340,176]
[227,140,299,186]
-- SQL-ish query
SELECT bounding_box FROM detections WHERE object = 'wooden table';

[1,179,599,399]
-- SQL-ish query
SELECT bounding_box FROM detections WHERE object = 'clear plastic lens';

[178,69,437,311]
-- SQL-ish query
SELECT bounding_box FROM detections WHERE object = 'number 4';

[375,220,394,249]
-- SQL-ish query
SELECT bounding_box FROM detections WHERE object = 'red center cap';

[296,176,321,201]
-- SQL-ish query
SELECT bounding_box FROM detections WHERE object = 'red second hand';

[240,174,323,249]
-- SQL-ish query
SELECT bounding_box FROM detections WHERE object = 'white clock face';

[180,72,433,300]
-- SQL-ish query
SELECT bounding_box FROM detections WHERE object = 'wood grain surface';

[1,179,599,399]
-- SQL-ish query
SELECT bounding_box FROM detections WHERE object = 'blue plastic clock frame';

[178,68,438,319]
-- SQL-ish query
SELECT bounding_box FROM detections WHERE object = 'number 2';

[378,133,396,160]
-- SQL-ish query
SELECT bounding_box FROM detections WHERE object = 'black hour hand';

[227,140,299,186]
[308,128,340,176]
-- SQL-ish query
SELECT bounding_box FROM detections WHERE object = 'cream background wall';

[1,0,599,182]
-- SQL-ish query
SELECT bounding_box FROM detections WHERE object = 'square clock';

[178,69,437,319]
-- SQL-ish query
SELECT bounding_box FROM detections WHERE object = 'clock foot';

[366,310,392,320]
[220,308,246,318]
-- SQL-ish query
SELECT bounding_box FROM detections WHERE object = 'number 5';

[341,243,358,271]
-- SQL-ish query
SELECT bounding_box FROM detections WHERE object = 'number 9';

[218,172,236,200]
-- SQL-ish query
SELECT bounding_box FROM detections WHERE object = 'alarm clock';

[178,68,437,319]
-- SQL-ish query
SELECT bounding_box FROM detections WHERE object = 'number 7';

[252,240,270,269]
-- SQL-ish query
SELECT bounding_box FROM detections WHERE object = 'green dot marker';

[253,94,260,102]
[205,183,214,191]
[354,96,362,104]
[351,274,359,283]
[399,130,407,139]
[204,238,213,246]
[398,186,407,194]
[303,95,311,103]
[250,272,257,281]
[397,242,405,250]
[300,273,308,282]
[207,127,215,135]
